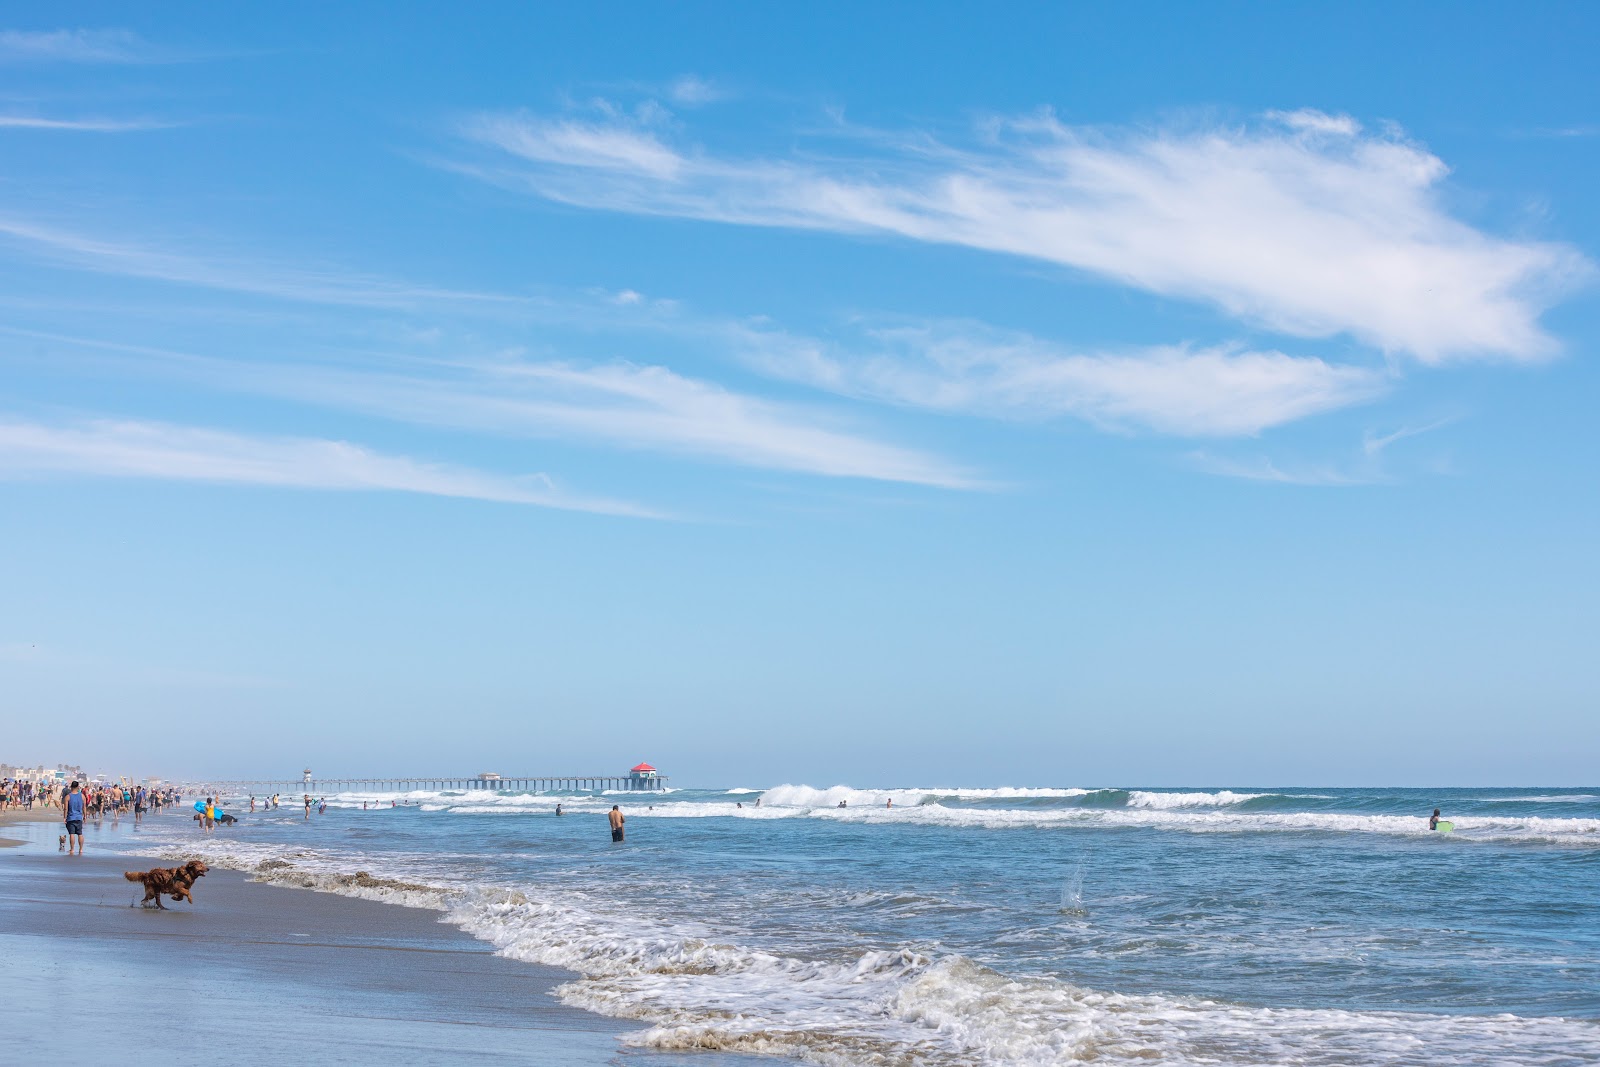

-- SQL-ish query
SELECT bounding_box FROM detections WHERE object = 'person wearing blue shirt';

[63,781,85,854]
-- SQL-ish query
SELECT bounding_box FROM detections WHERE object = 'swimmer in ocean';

[1429,808,1442,830]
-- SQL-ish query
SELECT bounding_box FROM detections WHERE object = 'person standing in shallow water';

[62,781,85,855]
[609,804,625,842]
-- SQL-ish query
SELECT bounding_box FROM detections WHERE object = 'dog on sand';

[124,860,209,909]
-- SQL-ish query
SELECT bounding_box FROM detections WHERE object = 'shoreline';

[0,813,791,1066]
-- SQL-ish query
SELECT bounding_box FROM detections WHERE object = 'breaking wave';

[116,833,1599,1067]
[1485,794,1598,803]
[215,785,1600,844]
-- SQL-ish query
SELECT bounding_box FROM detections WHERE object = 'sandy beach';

[0,813,786,1066]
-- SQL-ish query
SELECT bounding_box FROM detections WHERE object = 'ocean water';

[122,785,1600,1066]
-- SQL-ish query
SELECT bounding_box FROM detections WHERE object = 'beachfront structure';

[0,763,83,784]
[206,765,670,794]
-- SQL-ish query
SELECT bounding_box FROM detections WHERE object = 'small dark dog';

[124,860,209,909]
[58,834,66,851]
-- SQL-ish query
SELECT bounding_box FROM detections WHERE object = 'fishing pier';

[207,764,668,794]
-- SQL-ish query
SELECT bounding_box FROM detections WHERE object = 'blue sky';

[2,4,1596,785]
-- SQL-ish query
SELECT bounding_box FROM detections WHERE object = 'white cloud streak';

[0,416,657,516]
[1265,108,1362,137]
[667,75,725,106]
[0,205,1394,479]
[0,29,148,64]
[221,358,982,489]
[1362,416,1457,457]
[0,114,173,132]
[732,320,1389,436]
[1185,450,1377,486]
[461,113,686,179]
[0,215,511,309]
[4,327,980,489]
[457,107,1590,362]
[1189,415,1458,485]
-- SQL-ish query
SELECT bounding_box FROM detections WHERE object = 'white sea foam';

[1485,794,1599,803]
[288,783,1600,843]
[758,784,1096,809]
[113,812,1600,1067]
[115,827,1600,1067]
[1125,790,1270,808]
[807,804,1600,843]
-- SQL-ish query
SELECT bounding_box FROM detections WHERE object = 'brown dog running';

[124,860,209,909]
[167,859,208,904]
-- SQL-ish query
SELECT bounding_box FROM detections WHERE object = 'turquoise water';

[125,784,1600,1065]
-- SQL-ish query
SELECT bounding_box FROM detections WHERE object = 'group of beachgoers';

[247,794,329,818]
[0,777,50,812]
[52,780,184,854]
[3,778,180,822]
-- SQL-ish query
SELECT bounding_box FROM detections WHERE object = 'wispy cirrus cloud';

[0,215,511,309]
[666,75,727,107]
[1362,416,1458,457]
[0,216,980,486]
[732,319,1388,436]
[1516,125,1600,140]
[0,209,1400,481]
[0,415,657,516]
[0,114,175,132]
[1189,415,1458,485]
[296,358,982,488]
[0,29,150,64]
[461,113,686,179]
[1185,450,1377,486]
[5,327,980,490]
[454,106,1590,363]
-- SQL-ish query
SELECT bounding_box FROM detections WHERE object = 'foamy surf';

[110,829,1600,1067]
[1125,790,1271,808]
[810,803,1600,843]
[226,784,1600,844]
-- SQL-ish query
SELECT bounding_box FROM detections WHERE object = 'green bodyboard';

[1434,821,1454,832]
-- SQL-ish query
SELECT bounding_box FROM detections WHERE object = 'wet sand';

[0,803,59,846]
[0,816,786,1066]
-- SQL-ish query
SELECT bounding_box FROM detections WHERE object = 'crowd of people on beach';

[3,778,180,821]
[46,780,185,854]
[0,778,48,812]
[16,774,666,852]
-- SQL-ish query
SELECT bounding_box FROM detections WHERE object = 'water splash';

[1059,859,1086,915]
